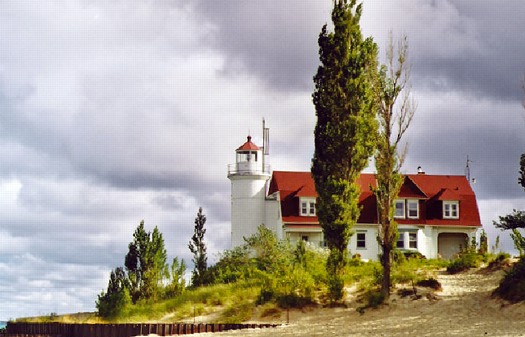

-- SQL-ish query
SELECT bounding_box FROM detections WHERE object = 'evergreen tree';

[96,267,131,318]
[124,220,168,302]
[125,221,148,302]
[311,0,379,301]
[374,34,415,299]
[189,207,209,287]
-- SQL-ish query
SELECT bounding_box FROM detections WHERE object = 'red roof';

[269,171,481,228]
[236,136,260,151]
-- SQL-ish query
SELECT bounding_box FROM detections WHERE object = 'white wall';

[349,224,380,261]
[230,174,270,248]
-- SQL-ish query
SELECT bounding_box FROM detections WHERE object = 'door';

[438,233,468,260]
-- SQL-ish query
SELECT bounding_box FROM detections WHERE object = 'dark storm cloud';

[196,1,525,103]
[369,1,525,102]
[401,92,525,200]
[193,0,330,91]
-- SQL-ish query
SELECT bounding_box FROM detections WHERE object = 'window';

[398,231,418,249]
[443,201,459,219]
[409,232,417,248]
[300,198,316,216]
[397,232,405,248]
[301,235,309,242]
[395,199,405,218]
[301,202,307,215]
[407,200,419,219]
[357,232,366,249]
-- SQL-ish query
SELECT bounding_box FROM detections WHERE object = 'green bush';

[494,258,525,302]
[416,278,442,290]
[487,252,511,270]
[447,252,482,274]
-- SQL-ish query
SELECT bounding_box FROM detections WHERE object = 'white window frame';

[409,232,417,249]
[407,199,419,219]
[356,231,366,249]
[300,198,316,216]
[301,201,308,216]
[309,202,316,216]
[394,199,405,219]
[397,232,405,248]
[443,201,459,219]
[397,231,418,250]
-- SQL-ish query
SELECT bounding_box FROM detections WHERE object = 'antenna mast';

[262,119,270,172]
[465,156,476,184]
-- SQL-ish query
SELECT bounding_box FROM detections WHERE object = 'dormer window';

[407,200,419,219]
[443,201,459,219]
[300,198,316,216]
[394,199,419,219]
[394,199,405,218]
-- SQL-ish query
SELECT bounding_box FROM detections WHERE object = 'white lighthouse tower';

[228,130,271,248]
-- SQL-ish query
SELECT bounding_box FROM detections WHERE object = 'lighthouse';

[227,133,271,248]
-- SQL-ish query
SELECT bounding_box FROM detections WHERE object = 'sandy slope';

[197,268,525,337]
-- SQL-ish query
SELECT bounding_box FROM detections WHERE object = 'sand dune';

[196,268,525,337]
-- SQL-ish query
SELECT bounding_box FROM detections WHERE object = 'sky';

[1,0,525,320]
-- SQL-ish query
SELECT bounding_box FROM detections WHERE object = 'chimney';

[417,166,425,174]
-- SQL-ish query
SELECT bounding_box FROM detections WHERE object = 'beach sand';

[190,268,525,337]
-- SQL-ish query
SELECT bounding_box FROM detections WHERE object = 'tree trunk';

[381,244,392,299]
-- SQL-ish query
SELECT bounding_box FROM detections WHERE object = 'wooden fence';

[5,322,279,337]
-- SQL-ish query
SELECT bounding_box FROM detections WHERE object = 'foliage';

[416,278,442,291]
[311,0,379,302]
[211,226,327,308]
[189,207,210,287]
[494,258,525,302]
[446,236,485,274]
[478,230,488,254]
[373,33,415,300]
[96,267,131,318]
[447,252,482,274]
[208,245,253,284]
[125,221,168,303]
[165,257,187,298]
[510,229,525,256]
[98,221,177,318]
[494,210,525,255]
[494,210,525,230]
[486,252,511,270]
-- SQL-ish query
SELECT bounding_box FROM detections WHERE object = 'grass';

[24,255,507,324]
[115,282,261,323]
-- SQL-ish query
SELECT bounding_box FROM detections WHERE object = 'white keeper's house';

[228,135,482,260]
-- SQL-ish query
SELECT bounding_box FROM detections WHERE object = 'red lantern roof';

[236,136,260,151]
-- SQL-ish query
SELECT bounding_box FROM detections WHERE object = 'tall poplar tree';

[189,207,209,287]
[374,34,415,299]
[312,0,379,301]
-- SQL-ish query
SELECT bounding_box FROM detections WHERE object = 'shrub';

[416,278,442,291]
[96,267,131,319]
[402,250,426,260]
[487,253,510,270]
[357,289,385,313]
[447,252,482,274]
[494,258,525,302]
